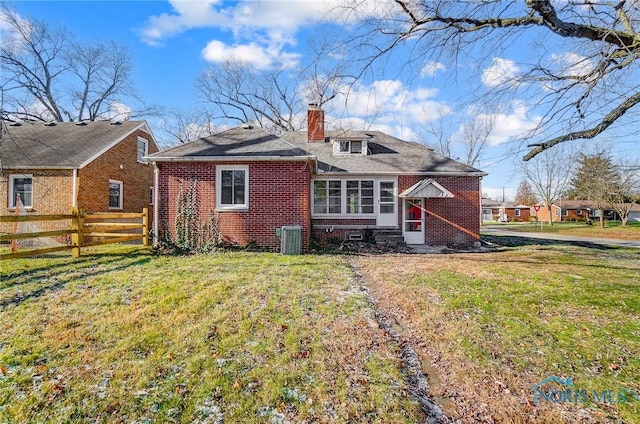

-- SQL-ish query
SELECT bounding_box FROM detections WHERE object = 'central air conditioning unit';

[280,225,302,255]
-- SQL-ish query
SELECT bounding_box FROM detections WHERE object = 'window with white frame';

[577,209,583,216]
[216,165,248,209]
[515,209,521,217]
[346,180,374,214]
[313,179,376,215]
[562,209,568,216]
[337,140,363,155]
[9,174,33,208]
[137,137,148,163]
[109,180,123,209]
[313,180,341,214]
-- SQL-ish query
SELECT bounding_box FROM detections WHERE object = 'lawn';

[489,221,640,240]
[0,246,420,423]
[351,245,640,423]
[2,242,639,423]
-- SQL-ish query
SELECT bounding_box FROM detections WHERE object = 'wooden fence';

[0,208,148,260]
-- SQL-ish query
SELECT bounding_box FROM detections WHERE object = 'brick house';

[532,200,595,222]
[532,199,627,222]
[149,105,486,251]
[1,121,159,234]
[482,199,532,222]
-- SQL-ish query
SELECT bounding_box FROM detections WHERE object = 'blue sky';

[5,1,639,201]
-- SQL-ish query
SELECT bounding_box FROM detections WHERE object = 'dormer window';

[335,139,365,155]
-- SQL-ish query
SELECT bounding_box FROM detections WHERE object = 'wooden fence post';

[142,207,149,246]
[71,207,84,258]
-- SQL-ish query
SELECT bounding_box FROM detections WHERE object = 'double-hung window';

[137,137,148,163]
[9,174,33,208]
[109,180,123,209]
[216,165,248,210]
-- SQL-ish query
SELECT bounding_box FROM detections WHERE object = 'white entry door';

[377,180,397,227]
[403,198,424,244]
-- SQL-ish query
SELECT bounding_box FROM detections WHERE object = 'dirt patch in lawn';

[349,248,640,423]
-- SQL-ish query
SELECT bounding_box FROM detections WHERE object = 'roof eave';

[147,155,316,162]
[2,165,78,170]
[315,170,487,177]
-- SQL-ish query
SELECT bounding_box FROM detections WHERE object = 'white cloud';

[323,79,450,141]
[141,0,347,45]
[141,0,346,68]
[481,58,520,87]
[106,102,132,121]
[453,101,541,146]
[201,40,301,69]
[482,186,517,202]
[550,52,594,77]
[0,9,31,53]
[420,61,446,77]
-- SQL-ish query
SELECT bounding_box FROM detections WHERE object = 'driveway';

[481,226,640,248]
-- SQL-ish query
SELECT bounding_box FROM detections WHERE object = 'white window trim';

[216,165,249,211]
[8,174,33,209]
[515,209,521,217]
[137,137,148,163]
[311,178,386,218]
[109,179,123,210]
[333,139,367,156]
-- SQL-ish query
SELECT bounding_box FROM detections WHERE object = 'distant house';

[148,105,487,251]
[482,199,532,222]
[1,121,159,234]
[630,204,640,222]
[531,199,625,222]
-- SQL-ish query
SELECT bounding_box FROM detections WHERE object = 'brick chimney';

[307,103,324,142]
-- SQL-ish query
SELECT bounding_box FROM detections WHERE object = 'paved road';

[481,226,640,249]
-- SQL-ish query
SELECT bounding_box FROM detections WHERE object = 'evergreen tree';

[566,152,620,227]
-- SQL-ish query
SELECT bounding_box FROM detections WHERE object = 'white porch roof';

[399,178,454,198]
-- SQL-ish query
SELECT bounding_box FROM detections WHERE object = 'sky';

[3,0,639,201]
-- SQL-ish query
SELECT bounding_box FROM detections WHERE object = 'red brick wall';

[1,169,74,233]
[399,175,481,246]
[309,175,482,246]
[157,161,311,251]
[504,208,532,222]
[78,129,158,218]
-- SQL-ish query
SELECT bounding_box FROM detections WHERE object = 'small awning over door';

[399,178,454,198]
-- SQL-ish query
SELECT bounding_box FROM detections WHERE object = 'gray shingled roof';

[147,125,485,176]
[1,121,151,169]
[147,126,313,161]
[281,131,486,175]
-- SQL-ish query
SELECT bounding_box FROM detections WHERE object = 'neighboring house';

[148,105,486,251]
[1,120,159,234]
[531,200,617,222]
[630,203,640,223]
[482,199,532,222]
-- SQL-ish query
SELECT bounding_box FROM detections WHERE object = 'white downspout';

[153,162,159,246]
[72,168,78,208]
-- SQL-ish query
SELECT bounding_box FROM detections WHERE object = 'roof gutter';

[146,155,316,162]
[315,171,488,177]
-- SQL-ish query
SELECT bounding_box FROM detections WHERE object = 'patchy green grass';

[351,246,640,423]
[0,246,420,423]
[491,221,640,240]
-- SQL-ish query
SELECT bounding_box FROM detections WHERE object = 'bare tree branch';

[336,0,640,160]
